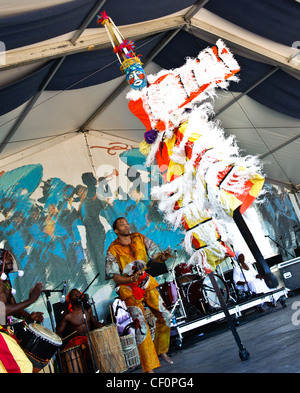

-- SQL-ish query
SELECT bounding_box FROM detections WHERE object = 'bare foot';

[161,353,174,364]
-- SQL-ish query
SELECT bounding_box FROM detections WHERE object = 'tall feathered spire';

[97,11,147,90]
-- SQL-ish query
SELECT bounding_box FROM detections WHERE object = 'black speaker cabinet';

[294,247,300,257]
[278,257,300,290]
[53,302,68,326]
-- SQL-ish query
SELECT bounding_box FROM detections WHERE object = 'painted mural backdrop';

[257,184,299,260]
[0,137,299,324]
[0,141,188,323]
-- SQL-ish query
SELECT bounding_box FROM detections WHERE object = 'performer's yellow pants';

[124,287,171,373]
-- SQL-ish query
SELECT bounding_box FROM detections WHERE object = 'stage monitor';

[53,302,68,327]
[294,247,300,257]
[265,254,283,267]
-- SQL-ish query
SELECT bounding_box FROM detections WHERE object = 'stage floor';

[130,292,300,373]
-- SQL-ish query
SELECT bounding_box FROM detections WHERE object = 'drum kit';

[158,260,230,322]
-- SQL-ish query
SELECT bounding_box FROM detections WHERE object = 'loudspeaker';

[145,260,168,277]
[53,302,68,326]
[278,257,300,291]
[265,254,283,267]
[294,247,300,257]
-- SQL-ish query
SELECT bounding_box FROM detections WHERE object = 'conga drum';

[89,325,127,373]
[59,345,87,373]
[120,334,140,369]
[159,280,178,309]
[13,321,62,371]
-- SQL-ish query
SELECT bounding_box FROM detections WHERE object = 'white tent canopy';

[0,0,300,192]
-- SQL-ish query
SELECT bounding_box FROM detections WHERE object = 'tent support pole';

[0,57,66,154]
[0,1,106,154]
[70,0,107,44]
[213,66,279,118]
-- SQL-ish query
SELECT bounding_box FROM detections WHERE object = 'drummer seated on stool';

[233,251,279,308]
[56,289,104,371]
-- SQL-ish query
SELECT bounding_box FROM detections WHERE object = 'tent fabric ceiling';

[1,0,196,50]
[204,0,300,47]
[0,0,299,192]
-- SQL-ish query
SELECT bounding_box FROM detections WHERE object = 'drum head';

[175,263,198,284]
[187,274,229,314]
[29,323,62,346]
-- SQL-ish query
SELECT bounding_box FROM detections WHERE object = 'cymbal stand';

[169,274,187,321]
[167,251,187,322]
[216,264,237,304]
[194,264,215,309]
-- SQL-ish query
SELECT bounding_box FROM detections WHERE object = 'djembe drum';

[13,320,62,371]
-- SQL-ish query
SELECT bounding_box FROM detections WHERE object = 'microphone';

[60,281,67,303]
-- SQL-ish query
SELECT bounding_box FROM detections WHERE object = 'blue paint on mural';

[0,160,186,319]
[258,183,300,258]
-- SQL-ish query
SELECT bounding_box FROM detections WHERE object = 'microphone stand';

[293,227,299,249]
[42,288,64,373]
[43,290,60,332]
[265,235,295,259]
[77,273,100,373]
[80,273,100,297]
[230,258,252,298]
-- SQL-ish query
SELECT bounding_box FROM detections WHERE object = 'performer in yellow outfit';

[106,217,173,373]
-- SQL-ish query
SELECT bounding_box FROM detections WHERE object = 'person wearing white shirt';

[233,250,271,295]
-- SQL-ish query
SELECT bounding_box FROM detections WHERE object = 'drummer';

[0,248,43,373]
[105,217,174,373]
[56,288,104,371]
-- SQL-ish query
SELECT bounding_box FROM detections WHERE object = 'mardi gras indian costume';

[98,13,264,273]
